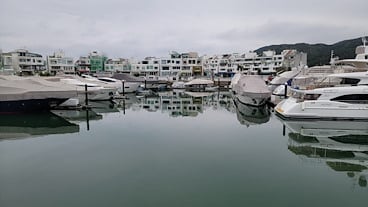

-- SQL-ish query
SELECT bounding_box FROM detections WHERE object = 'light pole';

[122,80,125,96]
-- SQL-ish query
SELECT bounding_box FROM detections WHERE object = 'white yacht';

[44,77,117,104]
[231,73,271,106]
[78,74,122,93]
[268,67,304,92]
[334,37,368,69]
[0,75,78,113]
[60,78,117,101]
[275,85,368,120]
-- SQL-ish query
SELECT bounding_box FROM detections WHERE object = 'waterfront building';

[75,56,91,74]
[1,49,44,75]
[202,50,307,77]
[202,54,236,78]
[282,50,308,70]
[89,51,107,73]
[131,57,160,77]
[105,58,131,73]
[181,52,202,77]
[47,50,75,74]
[159,52,183,78]
[160,52,203,80]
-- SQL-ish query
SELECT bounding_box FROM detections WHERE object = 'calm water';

[1,91,367,207]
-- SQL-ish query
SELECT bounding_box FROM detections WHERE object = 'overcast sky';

[1,0,367,59]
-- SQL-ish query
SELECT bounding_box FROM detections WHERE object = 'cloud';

[1,0,368,58]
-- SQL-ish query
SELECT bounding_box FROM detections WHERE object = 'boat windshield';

[291,90,321,102]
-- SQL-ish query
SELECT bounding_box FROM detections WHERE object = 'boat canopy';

[184,79,213,86]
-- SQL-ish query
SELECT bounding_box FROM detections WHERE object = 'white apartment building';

[160,52,183,77]
[131,57,160,77]
[105,58,131,73]
[1,49,44,74]
[47,50,75,74]
[202,50,307,77]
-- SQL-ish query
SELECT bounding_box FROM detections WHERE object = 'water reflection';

[232,96,271,126]
[0,112,79,140]
[281,119,368,188]
[51,109,102,122]
[0,91,274,140]
[118,90,235,117]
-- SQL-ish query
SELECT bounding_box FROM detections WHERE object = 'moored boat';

[231,73,271,106]
[275,85,368,120]
[0,75,78,113]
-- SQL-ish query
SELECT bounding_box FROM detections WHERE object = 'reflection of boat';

[282,119,368,188]
[89,101,120,113]
[231,74,271,106]
[0,112,79,139]
[233,96,270,126]
[51,109,102,122]
[281,119,368,152]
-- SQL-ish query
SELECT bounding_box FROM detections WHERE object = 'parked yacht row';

[271,40,368,120]
[0,75,121,113]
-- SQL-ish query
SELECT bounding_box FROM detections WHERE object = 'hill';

[255,37,366,67]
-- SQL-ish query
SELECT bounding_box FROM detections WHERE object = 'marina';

[1,0,368,205]
[1,31,368,207]
[0,91,367,207]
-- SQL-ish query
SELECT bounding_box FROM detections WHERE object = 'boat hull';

[234,91,270,106]
[275,98,368,120]
[0,98,69,114]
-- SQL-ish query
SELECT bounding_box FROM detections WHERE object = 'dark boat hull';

[0,98,68,114]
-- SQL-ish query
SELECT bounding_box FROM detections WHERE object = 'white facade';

[105,58,131,73]
[1,49,44,74]
[47,51,75,74]
[202,50,307,77]
[131,57,160,76]
[130,52,203,79]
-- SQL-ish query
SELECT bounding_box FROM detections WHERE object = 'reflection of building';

[126,91,234,117]
[283,119,368,188]
[160,91,203,117]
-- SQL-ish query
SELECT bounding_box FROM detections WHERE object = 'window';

[330,94,368,104]
[340,78,360,85]
[304,93,321,100]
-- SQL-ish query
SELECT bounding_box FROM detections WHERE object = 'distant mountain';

[255,37,366,67]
